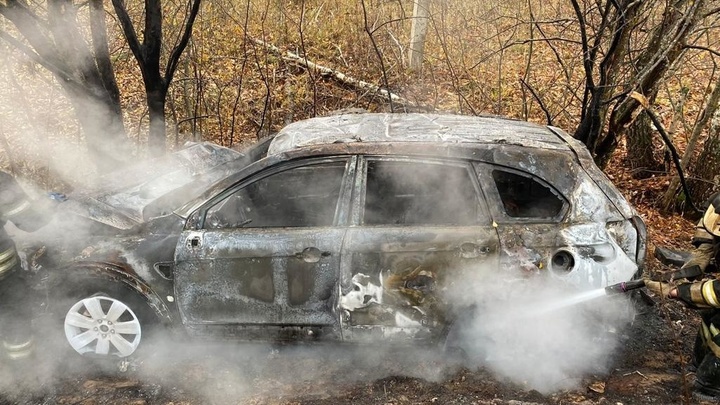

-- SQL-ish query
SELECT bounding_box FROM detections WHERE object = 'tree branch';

[0,30,78,86]
[165,0,201,87]
[250,37,415,108]
[111,0,143,63]
[520,78,552,125]
[642,101,702,213]
[89,0,121,107]
[361,0,394,112]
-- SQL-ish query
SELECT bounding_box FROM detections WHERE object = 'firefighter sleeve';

[0,171,52,232]
[676,279,720,309]
[692,218,715,247]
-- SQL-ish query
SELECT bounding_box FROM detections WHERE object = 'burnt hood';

[59,142,247,230]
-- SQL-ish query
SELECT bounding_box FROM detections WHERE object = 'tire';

[45,278,158,366]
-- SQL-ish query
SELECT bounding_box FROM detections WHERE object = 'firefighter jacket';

[0,171,50,280]
[675,219,720,309]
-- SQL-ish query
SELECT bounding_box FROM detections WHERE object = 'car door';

[174,157,356,340]
[339,156,499,343]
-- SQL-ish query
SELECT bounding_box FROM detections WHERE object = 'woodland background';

[0,2,719,404]
[0,0,717,221]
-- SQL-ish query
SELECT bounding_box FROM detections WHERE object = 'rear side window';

[492,170,564,218]
[364,160,481,225]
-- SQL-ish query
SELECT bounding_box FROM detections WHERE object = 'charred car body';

[30,113,646,359]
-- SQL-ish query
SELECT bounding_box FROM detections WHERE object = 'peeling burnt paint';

[339,267,441,332]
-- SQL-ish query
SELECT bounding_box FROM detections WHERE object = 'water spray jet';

[525,265,703,317]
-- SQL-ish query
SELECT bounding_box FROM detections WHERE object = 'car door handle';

[295,247,331,263]
[188,236,202,248]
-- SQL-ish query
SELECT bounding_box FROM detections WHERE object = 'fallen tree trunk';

[250,37,416,109]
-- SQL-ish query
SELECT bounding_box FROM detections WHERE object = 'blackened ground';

[0,288,712,405]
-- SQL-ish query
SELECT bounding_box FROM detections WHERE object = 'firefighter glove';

[643,277,675,298]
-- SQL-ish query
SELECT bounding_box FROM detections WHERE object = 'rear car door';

[479,163,640,288]
[478,165,569,275]
[174,157,355,340]
[339,156,499,343]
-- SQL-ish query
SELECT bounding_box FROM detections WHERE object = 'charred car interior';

[23,112,647,360]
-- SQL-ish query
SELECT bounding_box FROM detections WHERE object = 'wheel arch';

[46,261,174,326]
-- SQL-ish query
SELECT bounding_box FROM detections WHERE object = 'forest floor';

[0,145,713,405]
[1,294,705,405]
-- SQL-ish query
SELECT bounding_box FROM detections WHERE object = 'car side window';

[363,160,481,226]
[205,160,347,228]
[492,169,564,218]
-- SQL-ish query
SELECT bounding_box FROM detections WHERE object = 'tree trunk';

[598,0,703,167]
[147,87,168,155]
[112,0,202,156]
[625,111,662,178]
[408,0,430,72]
[0,0,131,173]
[686,110,720,209]
[572,0,639,158]
[661,79,720,212]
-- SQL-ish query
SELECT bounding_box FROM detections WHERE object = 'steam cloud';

[0,253,635,403]
[443,263,635,394]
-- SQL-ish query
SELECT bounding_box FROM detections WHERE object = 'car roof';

[268,113,569,155]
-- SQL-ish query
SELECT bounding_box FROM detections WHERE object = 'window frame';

[475,163,569,223]
[196,156,356,230]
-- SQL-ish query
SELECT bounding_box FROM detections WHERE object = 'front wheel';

[64,295,143,358]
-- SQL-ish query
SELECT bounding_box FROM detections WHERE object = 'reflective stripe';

[701,323,710,346]
[703,322,720,357]
[3,338,34,360]
[0,246,15,263]
[3,200,30,219]
[0,254,18,277]
[703,281,720,307]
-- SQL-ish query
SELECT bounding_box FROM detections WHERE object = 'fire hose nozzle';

[604,265,705,295]
[605,279,646,294]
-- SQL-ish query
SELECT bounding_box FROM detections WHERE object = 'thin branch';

[520,78,552,125]
[644,105,702,213]
[166,0,202,86]
[360,0,394,112]
[0,30,78,86]
[683,44,720,58]
[111,0,143,62]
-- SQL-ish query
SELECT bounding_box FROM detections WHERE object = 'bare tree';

[112,0,202,155]
[408,0,430,72]
[0,0,203,171]
[0,0,130,172]
[571,0,703,168]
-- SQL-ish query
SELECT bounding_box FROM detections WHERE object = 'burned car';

[31,113,646,359]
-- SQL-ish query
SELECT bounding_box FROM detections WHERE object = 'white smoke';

[442,262,635,393]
